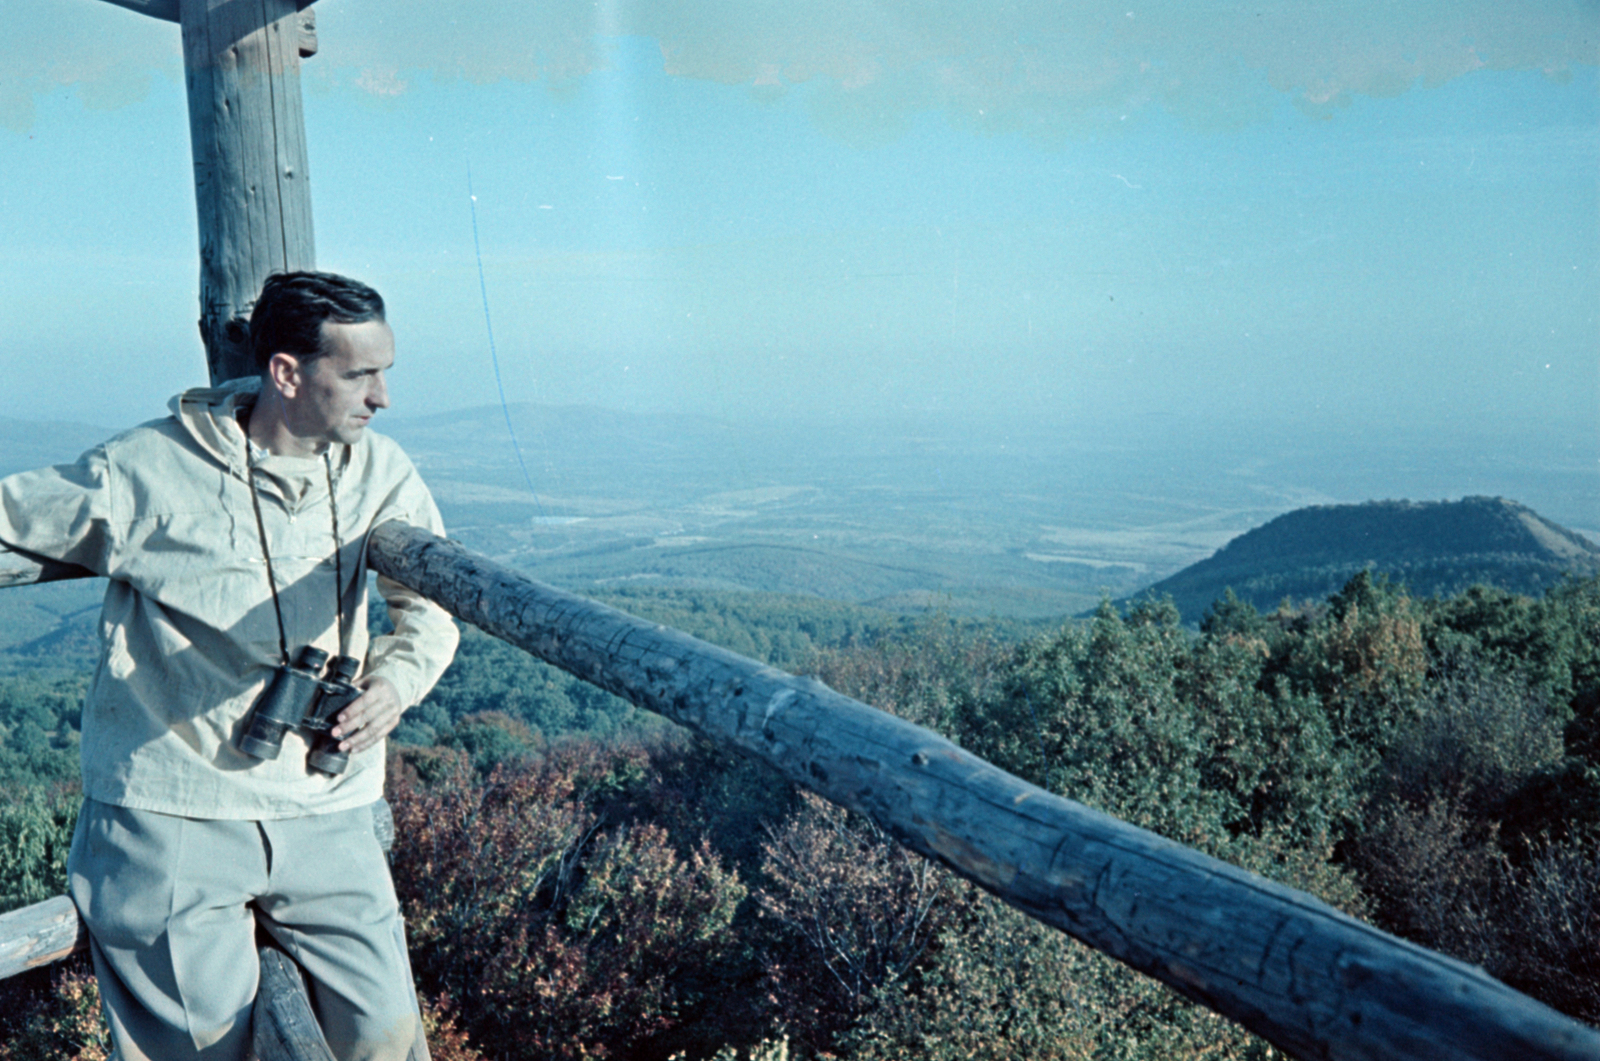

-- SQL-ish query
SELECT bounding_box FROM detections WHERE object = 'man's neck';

[243,390,328,459]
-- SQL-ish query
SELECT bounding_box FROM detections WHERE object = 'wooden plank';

[93,0,180,22]
[368,520,1600,1061]
[94,0,317,21]
[179,0,316,385]
[264,2,316,267]
[0,896,89,980]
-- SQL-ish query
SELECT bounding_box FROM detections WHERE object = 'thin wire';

[468,163,546,515]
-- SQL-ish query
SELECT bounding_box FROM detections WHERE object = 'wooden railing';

[1,528,1598,1061]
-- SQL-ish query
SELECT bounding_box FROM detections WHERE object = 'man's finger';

[331,676,402,751]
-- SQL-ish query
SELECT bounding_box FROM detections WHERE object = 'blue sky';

[1,0,1595,458]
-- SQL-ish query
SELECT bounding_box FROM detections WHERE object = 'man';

[0,271,459,1060]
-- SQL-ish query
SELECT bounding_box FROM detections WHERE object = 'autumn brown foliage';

[389,739,748,1059]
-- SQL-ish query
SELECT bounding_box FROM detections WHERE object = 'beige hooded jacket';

[0,379,459,819]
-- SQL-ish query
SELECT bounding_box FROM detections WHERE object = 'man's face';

[282,319,395,449]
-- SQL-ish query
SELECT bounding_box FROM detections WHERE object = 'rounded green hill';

[1130,497,1600,622]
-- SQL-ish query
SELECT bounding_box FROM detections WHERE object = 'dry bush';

[390,745,607,1003]
[1348,658,1600,1023]
[838,878,1278,1061]
[0,957,109,1061]
[754,790,1285,1061]
[1378,663,1564,816]
[1352,663,1566,955]
[420,994,488,1061]
[1353,794,1501,965]
[484,825,747,1058]
[836,886,1096,1061]
[757,791,950,1047]
[1492,839,1600,1023]
[389,740,747,1059]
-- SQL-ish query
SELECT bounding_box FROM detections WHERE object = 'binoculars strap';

[246,450,349,668]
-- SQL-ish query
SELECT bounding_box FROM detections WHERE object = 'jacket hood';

[170,377,261,476]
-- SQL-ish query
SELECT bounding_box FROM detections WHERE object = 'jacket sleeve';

[362,461,459,709]
[0,446,116,575]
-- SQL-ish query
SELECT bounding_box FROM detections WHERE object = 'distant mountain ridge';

[1131,497,1600,622]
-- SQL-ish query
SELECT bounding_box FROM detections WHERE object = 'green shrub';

[0,788,80,915]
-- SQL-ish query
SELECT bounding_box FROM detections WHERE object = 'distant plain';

[0,404,1591,656]
[380,404,1598,618]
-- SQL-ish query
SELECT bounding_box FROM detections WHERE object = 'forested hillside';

[1,574,1597,1058]
[1134,497,1600,622]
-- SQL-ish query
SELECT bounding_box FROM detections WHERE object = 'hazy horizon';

[1,397,1592,557]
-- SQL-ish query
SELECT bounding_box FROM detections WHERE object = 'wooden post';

[95,0,318,384]
[253,947,337,1061]
[366,521,1600,1061]
[179,0,317,384]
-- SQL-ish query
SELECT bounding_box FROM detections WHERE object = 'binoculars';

[239,646,364,775]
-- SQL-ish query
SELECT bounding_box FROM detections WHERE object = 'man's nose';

[368,372,390,409]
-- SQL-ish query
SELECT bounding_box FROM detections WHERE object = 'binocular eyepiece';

[239,646,365,775]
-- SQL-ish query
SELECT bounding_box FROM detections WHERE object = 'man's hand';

[331,675,403,754]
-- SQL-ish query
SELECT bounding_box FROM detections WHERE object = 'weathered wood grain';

[253,946,336,1061]
[94,3,320,47]
[0,546,95,589]
[253,943,430,1061]
[95,0,319,23]
[372,796,395,855]
[179,0,316,384]
[0,896,89,980]
[296,7,317,59]
[368,521,1600,1061]
[94,0,181,22]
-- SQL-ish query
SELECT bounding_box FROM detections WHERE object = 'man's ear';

[266,352,304,399]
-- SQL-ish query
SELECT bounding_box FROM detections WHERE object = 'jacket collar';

[168,377,355,483]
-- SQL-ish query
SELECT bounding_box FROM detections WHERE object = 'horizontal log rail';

[1,528,1597,1061]
[0,896,89,981]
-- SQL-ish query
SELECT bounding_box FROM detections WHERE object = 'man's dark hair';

[249,271,386,371]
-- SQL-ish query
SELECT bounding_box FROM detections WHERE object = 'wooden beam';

[0,897,89,980]
[94,0,180,22]
[366,520,1600,1061]
[179,0,317,384]
[92,1,318,28]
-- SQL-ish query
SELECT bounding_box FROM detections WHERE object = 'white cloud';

[1,1,178,132]
[5,0,1593,136]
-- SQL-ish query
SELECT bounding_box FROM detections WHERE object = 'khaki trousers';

[68,799,425,1061]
